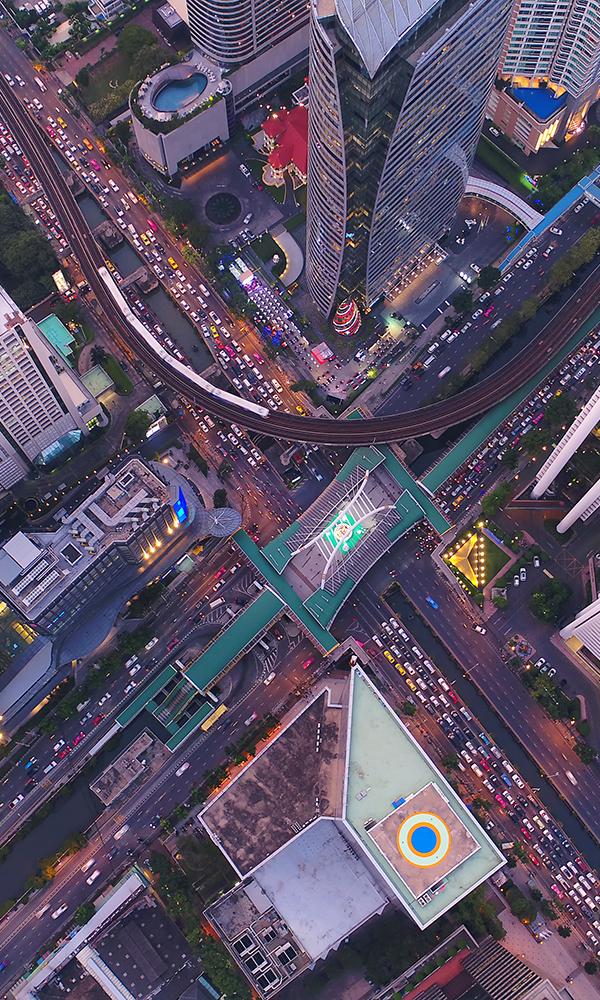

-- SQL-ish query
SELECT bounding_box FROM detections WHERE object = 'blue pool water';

[153,73,208,112]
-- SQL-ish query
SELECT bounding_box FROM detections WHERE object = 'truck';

[565,770,578,786]
[209,597,225,609]
[114,824,129,840]
[501,841,515,850]
[34,76,47,92]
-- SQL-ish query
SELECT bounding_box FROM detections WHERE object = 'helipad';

[368,782,479,898]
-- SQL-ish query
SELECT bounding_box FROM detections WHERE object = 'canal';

[386,590,600,869]
[0,714,156,906]
[74,192,213,372]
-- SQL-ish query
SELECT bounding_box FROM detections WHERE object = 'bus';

[34,76,46,92]
[201,704,228,731]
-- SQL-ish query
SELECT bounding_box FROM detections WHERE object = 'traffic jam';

[369,612,600,955]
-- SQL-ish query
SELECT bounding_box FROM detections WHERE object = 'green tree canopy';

[452,289,474,314]
[478,265,501,290]
[213,488,228,508]
[125,409,153,443]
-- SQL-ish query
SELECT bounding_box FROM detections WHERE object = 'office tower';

[170,0,309,112]
[306,0,513,317]
[0,286,104,489]
[489,0,600,152]
[180,0,308,64]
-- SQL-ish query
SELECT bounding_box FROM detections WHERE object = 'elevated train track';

[1,81,598,446]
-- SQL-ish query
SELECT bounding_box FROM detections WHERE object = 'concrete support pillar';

[556,476,600,533]
[532,386,600,498]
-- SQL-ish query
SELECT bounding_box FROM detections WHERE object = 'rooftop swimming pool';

[153,73,208,113]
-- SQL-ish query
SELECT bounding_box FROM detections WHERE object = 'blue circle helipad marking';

[410,825,438,854]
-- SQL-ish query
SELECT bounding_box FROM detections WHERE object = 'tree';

[558,924,571,938]
[481,481,511,518]
[76,66,89,87]
[91,345,107,364]
[125,409,153,443]
[478,265,501,290]
[452,289,473,314]
[402,700,416,716]
[442,753,459,771]
[518,296,539,323]
[75,902,95,925]
[213,489,228,508]
[540,898,557,920]
[545,392,577,429]
[584,961,598,976]
[117,24,157,59]
[187,219,210,250]
[529,578,572,624]
[492,595,508,609]
[575,740,597,764]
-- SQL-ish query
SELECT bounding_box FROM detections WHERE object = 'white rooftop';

[253,819,386,959]
[334,0,442,77]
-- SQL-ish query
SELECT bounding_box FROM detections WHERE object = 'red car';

[72,732,86,747]
[495,792,508,808]
[214,566,227,579]
[520,826,532,841]
[528,853,540,867]
[447,689,459,703]
[58,747,71,760]
[302,657,314,670]
[147,218,157,231]
[92,714,104,726]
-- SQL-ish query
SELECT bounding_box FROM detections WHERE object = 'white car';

[52,903,68,920]
[86,869,101,885]
[176,762,190,777]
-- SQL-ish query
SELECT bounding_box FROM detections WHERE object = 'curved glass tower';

[306,0,513,316]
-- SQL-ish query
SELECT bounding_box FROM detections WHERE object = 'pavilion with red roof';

[262,105,308,187]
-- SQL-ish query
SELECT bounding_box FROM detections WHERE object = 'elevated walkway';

[185,588,287,691]
[502,164,600,272]
[466,175,543,229]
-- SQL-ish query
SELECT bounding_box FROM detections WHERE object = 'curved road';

[1,83,598,445]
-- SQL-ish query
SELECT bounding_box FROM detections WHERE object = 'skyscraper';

[488,0,600,150]
[169,0,309,112]
[178,0,308,64]
[306,0,513,317]
[0,286,104,488]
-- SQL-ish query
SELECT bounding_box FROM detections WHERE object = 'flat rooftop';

[201,683,349,874]
[345,671,504,926]
[0,459,172,618]
[201,668,504,931]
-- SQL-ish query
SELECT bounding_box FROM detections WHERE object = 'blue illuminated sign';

[174,487,188,523]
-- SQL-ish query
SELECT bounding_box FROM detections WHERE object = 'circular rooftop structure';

[134,58,229,126]
[202,506,242,538]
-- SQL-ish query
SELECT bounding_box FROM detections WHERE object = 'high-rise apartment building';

[488,0,600,153]
[170,0,309,112]
[306,0,512,317]
[0,287,105,489]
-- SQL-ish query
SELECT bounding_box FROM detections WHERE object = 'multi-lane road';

[0,73,599,443]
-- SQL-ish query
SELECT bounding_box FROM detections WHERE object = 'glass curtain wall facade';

[306,0,512,316]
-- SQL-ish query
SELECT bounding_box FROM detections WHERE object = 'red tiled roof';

[263,105,308,177]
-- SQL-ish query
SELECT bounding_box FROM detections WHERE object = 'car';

[513,575,520,587]
[81,857,96,873]
[533,555,540,568]
[92,714,105,726]
[302,657,314,670]
[175,762,190,777]
[473,624,487,634]
[519,566,527,582]
[264,671,276,686]
[9,795,24,809]
[529,852,540,867]
[245,712,258,726]
[86,869,101,885]
[550,227,562,235]
[550,884,565,899]
[52,903,68,919]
